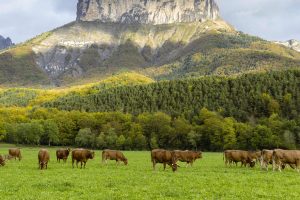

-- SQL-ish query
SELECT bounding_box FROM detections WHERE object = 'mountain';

[0,0,300,87]
[0,35,13,50]
[77,0,220,24]
[275,39,300,52]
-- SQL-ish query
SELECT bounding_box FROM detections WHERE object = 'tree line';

[0,107,299,151]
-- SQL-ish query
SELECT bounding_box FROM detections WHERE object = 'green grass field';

[0,145,299,200]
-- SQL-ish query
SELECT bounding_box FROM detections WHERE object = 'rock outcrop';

[0,35,13,50]
[77,0,220,24]
[276,39,300,52]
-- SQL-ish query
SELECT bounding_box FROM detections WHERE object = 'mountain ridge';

[0,35,13,50]
[0,0,300,87]
[77,0,220,24]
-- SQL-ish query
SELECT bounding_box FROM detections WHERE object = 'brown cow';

[174,150,202,167]
[38,149,50,170]
[102,150,128,165]
[0,155,5,166]
[72,149,95,169]
[56,148,71,163]
[151,149,179,172]
[272,149,300,172]
[224,150,257,167]
[261,150,273,170]
[8,148,22,161]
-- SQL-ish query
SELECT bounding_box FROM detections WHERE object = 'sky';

[0,0,299,43]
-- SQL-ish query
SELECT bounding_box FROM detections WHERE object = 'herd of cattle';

[0,148,299,172]
[224,149,300,172]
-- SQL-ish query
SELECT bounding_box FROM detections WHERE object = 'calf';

[102,150,128,165]
[72,149,95,169]
[151,149,178,172]
[8,148,22,161]
[174,150,202,167]
[38,149,50,170]
[56,148,71,163]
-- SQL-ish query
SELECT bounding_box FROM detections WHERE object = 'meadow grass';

[0,146,299,200]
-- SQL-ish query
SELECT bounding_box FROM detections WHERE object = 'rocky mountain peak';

[77,0,220,24]
[275,39,300,52]
[0,35,13,50]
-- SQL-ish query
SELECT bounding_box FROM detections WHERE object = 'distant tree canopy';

[0,107,299,151]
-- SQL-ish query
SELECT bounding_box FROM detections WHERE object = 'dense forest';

[0,70,299,151]
[45,70,300,121]
[0,107,299,151]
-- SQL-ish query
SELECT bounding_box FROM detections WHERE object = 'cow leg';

[76,161,79,168]
[80,161,83,169]
[163,163,166,170]
[72,159,74,168]
[84,161,86,169]
[278,161,282,172]
[152,161,156,171]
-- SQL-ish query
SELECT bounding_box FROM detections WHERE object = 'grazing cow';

[102,150,128,165]
[38,149,50,170]
[151,149,179,172]
[8,148,22,161]
[0,155,5,166]
[261,149,287,171]
[261,150,273,170]
[272,149,300,172]
[224,150,257,167]
[56,148,71,163]
[174,150,202,167]
[72,149,95,169]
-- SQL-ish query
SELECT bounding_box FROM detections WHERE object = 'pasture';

[0,145,299,200]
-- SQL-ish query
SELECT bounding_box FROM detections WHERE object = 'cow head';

[196,151,202,159]
[90,151,95,159]
[171,163,180,172]
[249,161,256,168]
[124,158,128,165]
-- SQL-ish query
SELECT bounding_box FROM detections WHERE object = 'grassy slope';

[0,72,154,107]
[0,147,299,200]
[0,33,52,86]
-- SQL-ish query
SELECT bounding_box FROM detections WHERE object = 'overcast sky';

[0,0,299,43]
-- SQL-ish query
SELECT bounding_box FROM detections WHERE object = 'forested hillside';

[0,70,299,151]
[44,70,300,121]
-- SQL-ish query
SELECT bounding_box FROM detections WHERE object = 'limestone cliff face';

[276,40,300,52]
[0,35,13,50]
[77,0,220,24]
